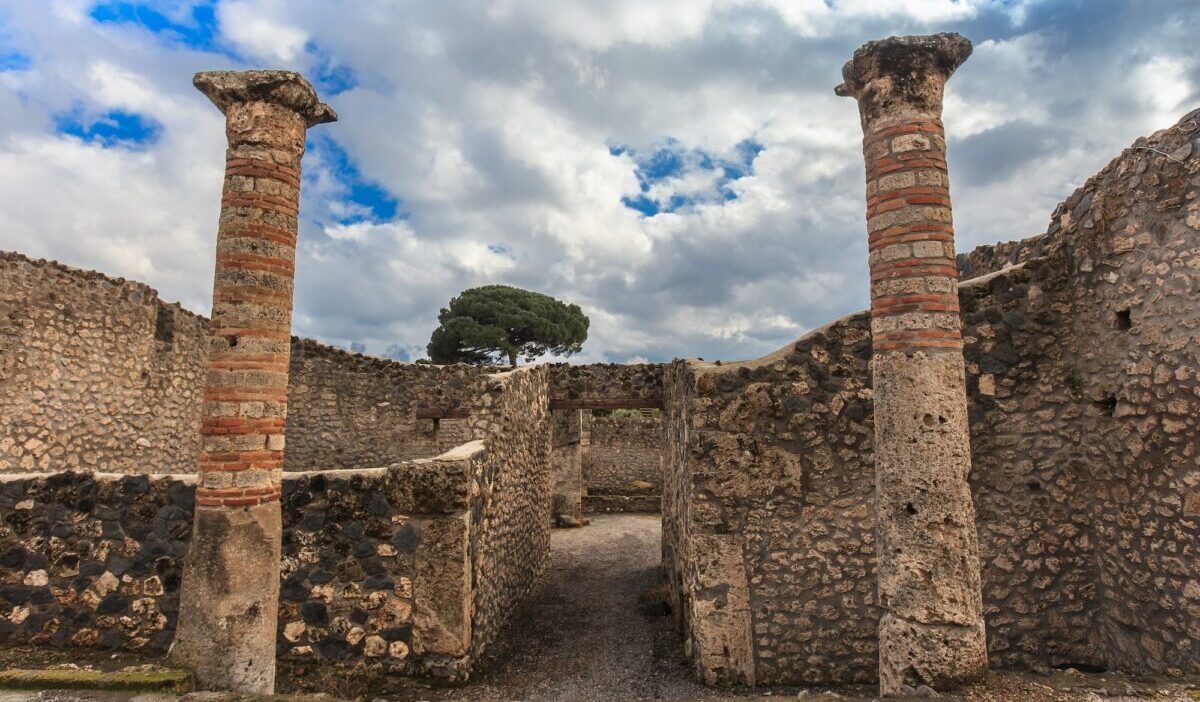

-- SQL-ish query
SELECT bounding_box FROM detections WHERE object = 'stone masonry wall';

[275,445,483,679]
[465,366,552,660]
[662,110,1200,685]
[0,460,476,676]
[0,365,553,681]
[0,251,485,474]
[286,340,485,469]
[547,363,664,409]
[582,415,661,513]
[0,253,207,475]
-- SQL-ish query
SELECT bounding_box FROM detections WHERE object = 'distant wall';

[0,252,485,475]
[582,415,661,513]
[0,252,207,475]
[550,409,583,520]
[547,363,664,409]
[287,340,484,470]
[663,110,1200,685]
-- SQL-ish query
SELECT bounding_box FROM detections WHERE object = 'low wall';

[466,366,552,660]
[0,367,552,682]
[582,415,661,513]
[663,110,1200,685]
[0,251,486,475]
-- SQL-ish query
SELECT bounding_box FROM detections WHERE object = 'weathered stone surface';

[0,363,550,682]
[838,33,987,695]
[0,252,490,476]
[173,503,282,692]
[662,106,1200,686]
[547,363,664,409]
[194,70,336,127]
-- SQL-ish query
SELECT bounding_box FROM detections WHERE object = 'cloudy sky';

[0,1,1195,363]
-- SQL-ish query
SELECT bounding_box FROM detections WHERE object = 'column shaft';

[837,34,988,695]
[172,71,335,693]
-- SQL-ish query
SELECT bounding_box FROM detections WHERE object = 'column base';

[171,500,282,693]
[879,613,988,696]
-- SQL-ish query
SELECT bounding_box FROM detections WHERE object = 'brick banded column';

[836,34,988,695]
[172,70,335,693]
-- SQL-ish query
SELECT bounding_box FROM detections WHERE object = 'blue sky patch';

[308,136,402,225]
[615,137,764,216]
[90,1,221,52]
[621,195,659,216]
[307,41,358,96]
[0,50,30,72]
[55,107,161,147]
[488,243,512,256]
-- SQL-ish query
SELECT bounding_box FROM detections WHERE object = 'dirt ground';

[426,513,712,702]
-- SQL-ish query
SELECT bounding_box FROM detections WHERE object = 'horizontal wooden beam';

[549,397,662,410]
[415,407,470,420]
[418,397,664,417]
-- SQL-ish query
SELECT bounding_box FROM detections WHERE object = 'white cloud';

[0,0,1195,364]
[217,0,308,63]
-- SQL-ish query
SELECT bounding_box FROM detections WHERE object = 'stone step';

[0,668,192,694]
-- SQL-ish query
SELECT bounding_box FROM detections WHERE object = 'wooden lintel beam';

[549,397,663,411]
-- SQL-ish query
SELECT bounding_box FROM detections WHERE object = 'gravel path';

[435,513,709,702]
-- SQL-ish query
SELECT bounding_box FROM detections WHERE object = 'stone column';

[172,70,335,693]
[835,34,987,695]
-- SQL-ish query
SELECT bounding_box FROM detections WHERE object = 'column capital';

[194,70,337,127]
[835,33,971,125]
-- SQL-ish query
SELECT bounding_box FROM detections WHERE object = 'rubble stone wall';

[0,366,552,681]
[286,340,485,469]
[275,446,484,678]
[466,366,552,660]
[0,460,474,675]
[663,110,1200,685]
[547,363,664,409]
[582,415,662,513]
[0,252,484,474]
[0,252,207,475]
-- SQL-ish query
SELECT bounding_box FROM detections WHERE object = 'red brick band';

[863,115,962,353]
[198,142,302,495]
[215,253,296,276]
[221,192,298,217]
[225,157,302,189]
[196,485,282,507]
[862,119,944,149]
[219,223,298,247]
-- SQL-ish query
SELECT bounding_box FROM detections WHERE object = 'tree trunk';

[508,350,518,368]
